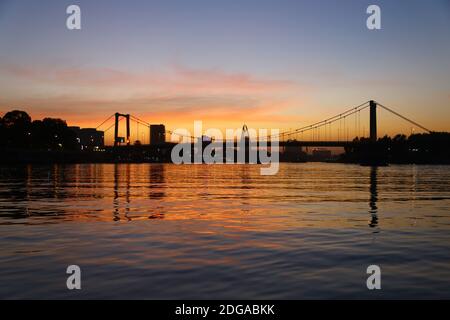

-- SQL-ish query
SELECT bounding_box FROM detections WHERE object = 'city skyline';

[1,0,450,140]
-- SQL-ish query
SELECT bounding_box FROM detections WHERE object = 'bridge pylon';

[114,113,131,147]
[370,100,377,142]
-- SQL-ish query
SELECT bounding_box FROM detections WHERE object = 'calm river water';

[0,163,449,299]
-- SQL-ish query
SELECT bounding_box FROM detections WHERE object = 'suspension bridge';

[94,100,432,150]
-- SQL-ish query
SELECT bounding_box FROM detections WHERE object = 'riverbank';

[1,149,449,165]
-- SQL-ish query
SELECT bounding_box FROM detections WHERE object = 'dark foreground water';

[0,163,449,299]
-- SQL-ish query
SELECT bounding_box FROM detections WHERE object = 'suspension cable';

[96,114,115,130]
[259,100,371,141]
[103,117,123,133]
[375,101,432,133]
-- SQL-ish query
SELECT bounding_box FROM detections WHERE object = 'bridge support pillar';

[113,113,131,147]
[126,115,130,146]
[114,113,120,147]
[370,100,377,142]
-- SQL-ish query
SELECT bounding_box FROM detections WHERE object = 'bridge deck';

[109,141,355,149]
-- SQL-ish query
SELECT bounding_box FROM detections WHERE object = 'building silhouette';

[150,125,166,145]
[69,127,104,151]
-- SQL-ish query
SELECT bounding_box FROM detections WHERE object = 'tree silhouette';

[0,110,78,150]
[31,118,78,150]
[1,110,32,148]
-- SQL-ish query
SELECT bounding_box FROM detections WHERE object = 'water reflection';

[148,164,166,219]
[149,164,166,200]
[369,166,379,228]
[113,164,133,221]
[239,166,251,214]
[0,163,449,229]
[113,164,120,221]
[1,163,450,299]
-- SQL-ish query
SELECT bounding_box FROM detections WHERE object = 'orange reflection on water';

[1,163,449,232]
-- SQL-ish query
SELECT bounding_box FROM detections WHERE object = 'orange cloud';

[0,63,308,131]
[0,95,304,128]
[1,63,293,95]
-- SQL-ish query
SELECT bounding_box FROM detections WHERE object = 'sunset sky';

[0,0,449,143]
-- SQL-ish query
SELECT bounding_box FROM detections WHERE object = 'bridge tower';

[370,100,377,142]
[114,113,131,147]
